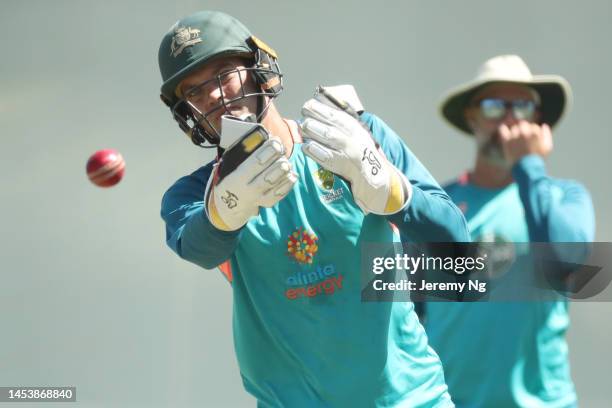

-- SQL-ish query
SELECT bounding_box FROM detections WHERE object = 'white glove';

[205,139,297,231]
[300,96,410,215]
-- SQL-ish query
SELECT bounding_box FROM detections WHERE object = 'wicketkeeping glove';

[300,93,411,215]
[204,139,297,231]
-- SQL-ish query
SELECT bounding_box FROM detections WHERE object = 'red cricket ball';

[86,149,125,187]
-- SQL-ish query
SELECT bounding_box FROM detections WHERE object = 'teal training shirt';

[425,155,595,408]
[162,112,470,407]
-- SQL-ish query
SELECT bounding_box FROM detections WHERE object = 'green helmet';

[158,11,283,146]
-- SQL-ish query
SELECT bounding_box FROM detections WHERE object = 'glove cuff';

[385,167,412,215]
[207,190,237,231]
[354,164,412,216]
[203,166,246,232]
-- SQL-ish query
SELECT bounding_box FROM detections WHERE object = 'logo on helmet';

[170,25,202,57]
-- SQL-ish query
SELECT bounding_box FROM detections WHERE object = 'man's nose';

[204,85,224,112]
[502,109,519,126]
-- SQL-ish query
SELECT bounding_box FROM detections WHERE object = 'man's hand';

[499,121,553,165]
[205,139,297,231]
[300,99,410,215]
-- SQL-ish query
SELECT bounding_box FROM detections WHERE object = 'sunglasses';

[477,98,537,120]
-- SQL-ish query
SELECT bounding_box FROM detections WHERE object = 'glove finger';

[301,118,346,150]
[259,171,298,208]
[302,140,342,167]
[250,157,293,192]
[230,138,284,183]
[301,98,355,132]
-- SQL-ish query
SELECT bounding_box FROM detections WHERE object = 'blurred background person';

[422,55,595,407]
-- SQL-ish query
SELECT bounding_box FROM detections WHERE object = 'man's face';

[464,83,540,165]
[178,56,259,134]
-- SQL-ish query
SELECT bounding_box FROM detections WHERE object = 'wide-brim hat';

[440,55,573,135]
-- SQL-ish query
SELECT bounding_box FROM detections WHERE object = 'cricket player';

[423,55,595,407]
[158,11,469,407]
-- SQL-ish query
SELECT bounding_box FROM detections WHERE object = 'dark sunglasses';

[477,98,537,120]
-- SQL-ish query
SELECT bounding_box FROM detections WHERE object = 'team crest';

[314,168,335,191]
[475,233,515,279]
[170,25,202,57]
[287,227,319,264]
[313,167,344,204]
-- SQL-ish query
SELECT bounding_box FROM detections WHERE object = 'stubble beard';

[477,132,511,169]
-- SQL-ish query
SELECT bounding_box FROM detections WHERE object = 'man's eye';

[219,69,236,83]
[186,87,202,99]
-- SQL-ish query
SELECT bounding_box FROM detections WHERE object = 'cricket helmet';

[158,11,283,147]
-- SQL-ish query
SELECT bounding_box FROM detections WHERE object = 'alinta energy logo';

[287,227,319,264]
[285,227,344,300]
[313,168,344,204]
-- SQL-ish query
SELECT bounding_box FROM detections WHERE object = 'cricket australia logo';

[314,168,335,190]
[170,26,202,57]
[475,233,515,280]
[313,167,344,204]
[287,227,319,264]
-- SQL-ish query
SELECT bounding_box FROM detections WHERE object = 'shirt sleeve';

[361,112,471,243]
[511,154,595,243]
[160,162,242,270]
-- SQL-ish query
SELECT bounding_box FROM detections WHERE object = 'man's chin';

[480,145,511,168]
[197,119,221,137]
[227,109,254,120]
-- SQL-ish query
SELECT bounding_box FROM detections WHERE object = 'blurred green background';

[1,0,610,406]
